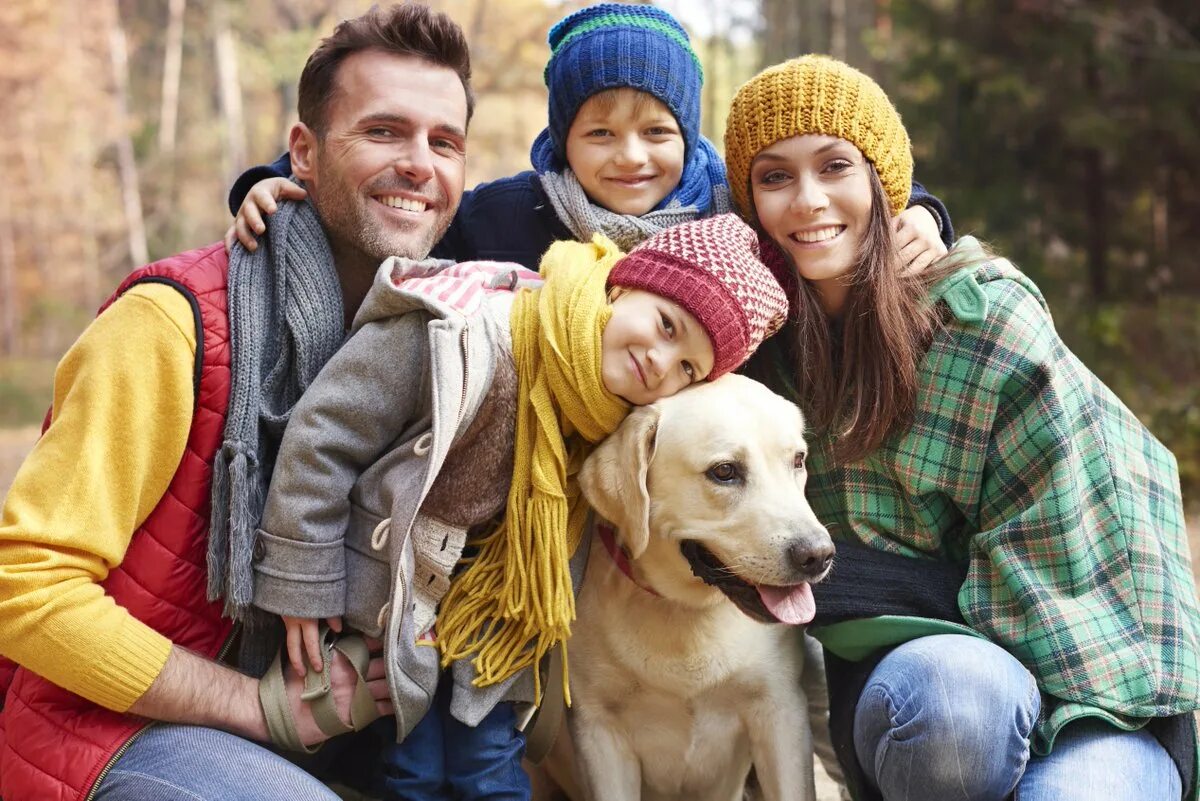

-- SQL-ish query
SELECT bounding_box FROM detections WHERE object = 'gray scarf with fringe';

[538,168,726,252]
[209,196,344,621]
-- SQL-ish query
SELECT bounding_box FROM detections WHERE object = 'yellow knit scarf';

[436,235,629,704]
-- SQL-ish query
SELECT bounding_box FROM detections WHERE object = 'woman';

[723,55,1200,801]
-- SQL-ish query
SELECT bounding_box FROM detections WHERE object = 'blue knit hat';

[539,3,704,167]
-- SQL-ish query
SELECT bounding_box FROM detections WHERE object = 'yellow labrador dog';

[541,373,833,801]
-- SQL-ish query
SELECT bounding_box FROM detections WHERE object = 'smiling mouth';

[376,195,428,213]
[790,225,845,245]
[679,540,816,625]
[608,175,656,186]
[629,351,647,387]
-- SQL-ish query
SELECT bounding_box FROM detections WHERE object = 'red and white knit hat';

[608,214,789,379]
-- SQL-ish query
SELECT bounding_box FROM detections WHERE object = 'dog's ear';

[580,404,659,559]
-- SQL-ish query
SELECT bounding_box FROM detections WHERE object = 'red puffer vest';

[0,243,234,801]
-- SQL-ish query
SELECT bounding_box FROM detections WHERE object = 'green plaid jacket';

[794,238,1200,753]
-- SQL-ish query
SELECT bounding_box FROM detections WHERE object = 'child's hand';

[223,178,307,254]
[894,205,948,276]
[282,614,343,675]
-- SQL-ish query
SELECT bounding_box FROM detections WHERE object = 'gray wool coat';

[253,257,550,738]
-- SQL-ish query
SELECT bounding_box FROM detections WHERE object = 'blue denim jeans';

[853,634,1182,801]
[93,723,340,800]
[374,672,530,801]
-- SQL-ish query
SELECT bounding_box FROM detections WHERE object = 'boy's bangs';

[585,88,664,119]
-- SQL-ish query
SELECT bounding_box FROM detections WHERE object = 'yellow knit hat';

[724,55,913,218]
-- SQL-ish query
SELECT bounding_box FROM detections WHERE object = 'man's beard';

[311,158,455,264]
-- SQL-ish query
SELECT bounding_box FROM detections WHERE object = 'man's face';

[300,51,468,264]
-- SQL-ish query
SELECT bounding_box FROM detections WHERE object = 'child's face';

[565,89,686,216]
[601,288,714,406]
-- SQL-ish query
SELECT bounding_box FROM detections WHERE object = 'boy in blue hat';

[227,3,954,267]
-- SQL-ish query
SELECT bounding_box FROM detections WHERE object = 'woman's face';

[750,134,874,316]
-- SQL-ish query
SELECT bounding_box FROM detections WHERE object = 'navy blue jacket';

[229,155,954,270]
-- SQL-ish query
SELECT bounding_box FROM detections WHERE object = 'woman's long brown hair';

[752,166,962,463]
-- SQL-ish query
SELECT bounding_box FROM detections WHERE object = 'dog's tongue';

[757,583,816,625]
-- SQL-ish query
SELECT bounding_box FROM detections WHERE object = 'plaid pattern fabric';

[797,239,1200,749]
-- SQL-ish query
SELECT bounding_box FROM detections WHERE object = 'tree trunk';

[212,0,247,184]
[67,0,99,305]
[1151,164,1169,294]
[830,0,847,60]
[16,108,47,285]
[1082,38,1107,299]
[159,0,186,156]
[469,0,487,42]
[846,0,874,70]
[760,0,806,69]
[702,0,722,144]
[875,0,892,48]
[0,175,15,355]
[1082,146,1108,299]
[108,2,149,268]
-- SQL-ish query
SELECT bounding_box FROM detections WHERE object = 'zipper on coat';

[83,722,153,800]
[457,326,470,429]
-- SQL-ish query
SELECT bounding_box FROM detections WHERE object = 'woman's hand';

[223,178,308,254]
[282,614,343,675]
[894,204,948,276]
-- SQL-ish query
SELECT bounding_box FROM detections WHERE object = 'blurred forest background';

[1,0,1199,509]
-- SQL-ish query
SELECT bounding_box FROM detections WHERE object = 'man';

[0,6,472,799]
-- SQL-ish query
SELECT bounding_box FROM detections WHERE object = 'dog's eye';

[706,462,743,484]
[794,451,807,470]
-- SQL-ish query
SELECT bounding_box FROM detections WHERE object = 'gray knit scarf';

[209,196,345,620]
[538,168,728,251]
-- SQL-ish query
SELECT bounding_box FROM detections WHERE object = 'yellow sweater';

[0,283,195,711]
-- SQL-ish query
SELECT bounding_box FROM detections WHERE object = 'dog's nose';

[787,538,835,580]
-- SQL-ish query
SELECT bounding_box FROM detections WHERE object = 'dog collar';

[597,522,660,598]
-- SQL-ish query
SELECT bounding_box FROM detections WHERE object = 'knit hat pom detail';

[608,213,788,379]
[724,55,913,218]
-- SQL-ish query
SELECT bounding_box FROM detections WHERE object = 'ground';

[0,426,1193,800]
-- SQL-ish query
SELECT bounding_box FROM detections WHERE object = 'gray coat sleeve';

[253,311,430,618]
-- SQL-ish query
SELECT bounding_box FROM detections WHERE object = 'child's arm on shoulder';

[894,204,947,276]
[909,180,954,246]
[223,177,307,254]
[224,152,298,253]
[896,179,954,274]
[228,152,292,215]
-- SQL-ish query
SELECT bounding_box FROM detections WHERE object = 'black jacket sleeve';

[811,538,966,627]
[908,179,954,247]
[227,152,293,216]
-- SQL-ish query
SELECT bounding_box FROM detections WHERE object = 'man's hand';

[128,641,392,747]
[284,636,392,748]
